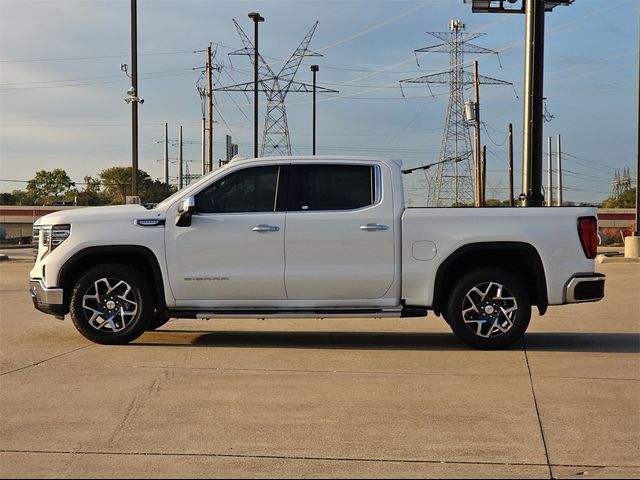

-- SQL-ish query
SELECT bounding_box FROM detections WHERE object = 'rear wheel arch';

[432,242,548,317]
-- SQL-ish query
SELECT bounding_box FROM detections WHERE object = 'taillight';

[578,216,597,259]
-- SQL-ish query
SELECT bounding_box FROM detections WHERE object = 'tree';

[99,167,175,204]
[142,179,176,203]
[26,169,75,205]
[601,188,637,208]
[0,192,17,205]
[10,189,35,205]
[75,175,108,206]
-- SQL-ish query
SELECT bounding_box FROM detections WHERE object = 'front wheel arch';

[58,245,167,318]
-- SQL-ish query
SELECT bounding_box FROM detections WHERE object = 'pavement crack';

[109,394,143,444]
[0,345,93,377]
[523,335,553,479]
[1,448,635,471]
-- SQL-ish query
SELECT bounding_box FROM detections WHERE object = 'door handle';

[360,223,389,231]
[252,224,280,233]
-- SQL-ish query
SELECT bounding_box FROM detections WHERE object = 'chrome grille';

[32,225,40,258]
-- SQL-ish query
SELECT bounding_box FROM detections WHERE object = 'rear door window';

[289,164,375,211]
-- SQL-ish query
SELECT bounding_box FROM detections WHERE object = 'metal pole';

[473,60,481,207]
[311,65,318,155]
[207,44,213,171]
[178,126,183,189]
[481,145,487,206]
[557,134,563,206]
[508,123,514,207]
[547,136,553,207]
[636,38,640,237]
[164,123,169,184]
[201,116,206,176]
[248,12,264,159]
[130,0,138,197]
[521,0,545,207]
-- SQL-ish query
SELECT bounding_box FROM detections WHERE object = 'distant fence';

[596,208,636,229]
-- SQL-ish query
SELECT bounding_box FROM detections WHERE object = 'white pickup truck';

[30,156,605,349]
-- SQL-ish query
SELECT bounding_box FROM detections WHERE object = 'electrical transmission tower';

[611,167,632,198]
[400,20,511,207]
[217,20,337,157]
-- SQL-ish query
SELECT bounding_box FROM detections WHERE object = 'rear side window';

[289,164,375,211]
[195,165,279,214]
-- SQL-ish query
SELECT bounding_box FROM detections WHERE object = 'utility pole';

[207,43,214,171]
[130,0,139,201]
[626,33,640,257]
[508,123,514,207]
[201,116,206,176]
[178,126,183,189]
[248,12,264,159]
[164,123,169,184]
[556,134,563,206]
[311,64,319,155]
[481,145,487,206]
[547,136,553,207]
[473,60,482,207]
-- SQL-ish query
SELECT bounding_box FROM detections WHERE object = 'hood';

[36,204,164,226]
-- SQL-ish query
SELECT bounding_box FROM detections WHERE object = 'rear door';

[284,162,395,301]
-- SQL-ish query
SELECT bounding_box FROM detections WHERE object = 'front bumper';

[30,278,66,319]
[565,273,605,304]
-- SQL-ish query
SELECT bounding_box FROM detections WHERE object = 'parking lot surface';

[1,258,638,478]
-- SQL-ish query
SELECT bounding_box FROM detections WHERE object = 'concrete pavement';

[0,260,638,478]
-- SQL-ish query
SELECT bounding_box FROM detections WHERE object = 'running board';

[168,308,420,320]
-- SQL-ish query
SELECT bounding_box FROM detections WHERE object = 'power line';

[0,70,197,91]
[0,49,198,63]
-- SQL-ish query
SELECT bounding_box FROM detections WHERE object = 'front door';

[166,164,287,304]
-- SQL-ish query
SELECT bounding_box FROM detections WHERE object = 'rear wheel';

[446,267,531,349]
[69,263,152,344]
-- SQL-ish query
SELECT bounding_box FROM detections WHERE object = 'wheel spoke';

[81,276,138,334]
[461,281,519,339]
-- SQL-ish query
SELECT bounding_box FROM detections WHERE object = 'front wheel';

[446,268,531,350]
[69,263,153,344]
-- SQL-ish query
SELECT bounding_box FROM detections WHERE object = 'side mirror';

[175,196,196,227]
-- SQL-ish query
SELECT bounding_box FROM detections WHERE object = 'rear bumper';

[30,278,66,319]
[565,273,605,304]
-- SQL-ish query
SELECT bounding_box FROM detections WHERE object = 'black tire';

[446,267,531,350]
[69,263,153,345]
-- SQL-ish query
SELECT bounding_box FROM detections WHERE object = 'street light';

[463,0,573,13]
[248,12,264,159]
[463,0,574,207]
[310,65,319,155]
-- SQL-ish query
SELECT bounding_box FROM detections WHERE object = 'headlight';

[40,224,71,256]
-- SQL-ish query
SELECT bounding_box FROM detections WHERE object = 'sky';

[0,0,638,206]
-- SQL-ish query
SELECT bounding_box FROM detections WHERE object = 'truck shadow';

[139,330,639,353]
